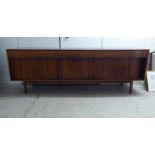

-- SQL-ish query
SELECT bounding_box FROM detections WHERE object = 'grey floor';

[0,82,154,118]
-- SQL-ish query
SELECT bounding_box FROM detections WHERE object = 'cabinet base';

[22,80,133,94]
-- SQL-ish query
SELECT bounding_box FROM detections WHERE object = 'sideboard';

[7,49,149,94]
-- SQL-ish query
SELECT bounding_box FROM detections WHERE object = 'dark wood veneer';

[7,49,149,94]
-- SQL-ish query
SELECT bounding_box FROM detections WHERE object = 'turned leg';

[129,81,133,94]
[23,82,28,94]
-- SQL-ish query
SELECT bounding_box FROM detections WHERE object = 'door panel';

[129,59,141,79]
[46,59,58,80]
[61,59,93,80]
[20,58,47,80]
[94,59,107,80]
[106,59,129,80]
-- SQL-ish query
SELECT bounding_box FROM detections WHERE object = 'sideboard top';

[7,48,149,51]
[7,49,149,58]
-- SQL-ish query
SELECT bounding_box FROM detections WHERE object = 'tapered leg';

[129,81,133,94]
[23,82,28,94]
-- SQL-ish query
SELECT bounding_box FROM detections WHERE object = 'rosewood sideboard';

[7,49,149,94]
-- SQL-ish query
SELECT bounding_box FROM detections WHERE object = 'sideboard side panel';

[8,58,24,80]
[129,58,147,80]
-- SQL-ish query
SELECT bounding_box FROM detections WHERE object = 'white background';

[0,0,155,36]
[0,119,155,155]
